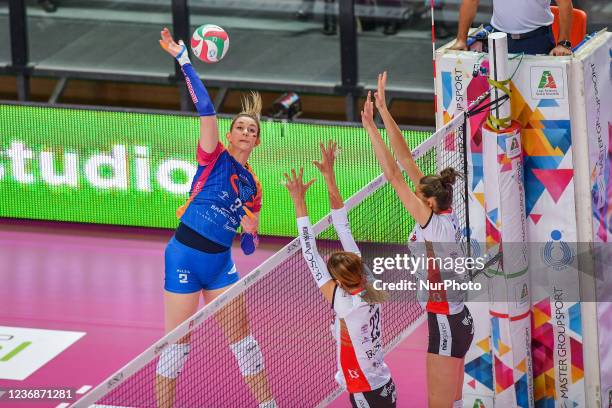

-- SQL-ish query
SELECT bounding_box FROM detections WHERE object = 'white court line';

[76,385,92,394]
[55,403,70,408]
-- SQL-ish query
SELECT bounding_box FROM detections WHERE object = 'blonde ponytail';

[231,91,262,137]
[240,91,262,121]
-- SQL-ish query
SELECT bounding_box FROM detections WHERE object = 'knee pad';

[230,334,264,376]
[156,343,190,379]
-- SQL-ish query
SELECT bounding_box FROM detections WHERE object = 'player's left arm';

[285,168,336,303]
[313,140,361,256]
[362,91,432,228]
[374,72,425,186]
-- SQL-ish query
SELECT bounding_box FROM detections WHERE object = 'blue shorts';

[164,237,239,293]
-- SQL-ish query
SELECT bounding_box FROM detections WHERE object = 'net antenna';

[71,114,471,408]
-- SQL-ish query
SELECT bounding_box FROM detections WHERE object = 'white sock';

[259,400,277,408]
[453,400,463,408]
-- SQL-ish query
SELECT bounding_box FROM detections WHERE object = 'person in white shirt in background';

[451,0,574,56]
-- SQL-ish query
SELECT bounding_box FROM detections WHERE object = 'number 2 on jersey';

[370,308,381,341]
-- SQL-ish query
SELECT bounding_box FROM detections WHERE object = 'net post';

[570,59,602,406]
[461,113,471,259]
[487,32,511,130]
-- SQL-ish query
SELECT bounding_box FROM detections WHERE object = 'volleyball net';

[71,110,470,408]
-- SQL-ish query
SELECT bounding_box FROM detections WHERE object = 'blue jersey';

[178,141,262,248]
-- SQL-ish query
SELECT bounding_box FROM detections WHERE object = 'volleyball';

[190,24,229,63]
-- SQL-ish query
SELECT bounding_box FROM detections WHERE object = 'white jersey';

[297,208,391,393]
[491,0,554,34]
[407,209,466,315]
[331,285,390,393]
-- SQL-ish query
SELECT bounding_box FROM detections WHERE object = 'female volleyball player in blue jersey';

[285,141,397,408]
[155,28,276,408]
[362,72,474,408]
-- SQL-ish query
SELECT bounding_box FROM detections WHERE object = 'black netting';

[81,118,468,408]
[437,117,470,250]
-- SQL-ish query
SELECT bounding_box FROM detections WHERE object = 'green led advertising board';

[0,104,430,237]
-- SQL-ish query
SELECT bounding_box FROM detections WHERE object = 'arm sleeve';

[175,45,216,117]
[331,207,361,256]
[296,216,333,288]
[181,63,216,116]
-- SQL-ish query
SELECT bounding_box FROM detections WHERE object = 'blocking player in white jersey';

[284,141,397,408]
[362,72,474,408]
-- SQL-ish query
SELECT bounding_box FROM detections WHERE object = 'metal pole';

[462,114,471,258]
[430,0,437,118]
[171,0,191,111]
[338,0,358,121]
[9,0,30,101]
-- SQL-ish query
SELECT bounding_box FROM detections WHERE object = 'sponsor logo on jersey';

[223,223,237,232]
[230,173,256,202]
[239,173,251,185]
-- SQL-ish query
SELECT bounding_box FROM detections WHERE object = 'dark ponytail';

[419,167,462,211]
[439,167,458,186]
